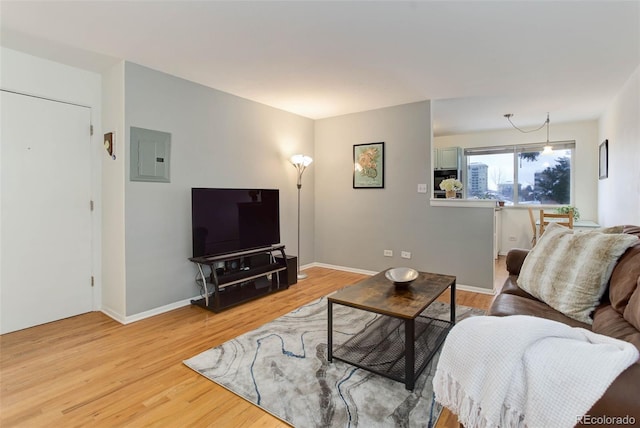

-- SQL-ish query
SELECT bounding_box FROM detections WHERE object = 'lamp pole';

[290,154,313,280]
[296,181,305,280]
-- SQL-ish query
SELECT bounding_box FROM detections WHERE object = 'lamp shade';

[290,154,313,167]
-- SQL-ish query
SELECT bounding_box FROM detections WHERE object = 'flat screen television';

[191,188,280,258]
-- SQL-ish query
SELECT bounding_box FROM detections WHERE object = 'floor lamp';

[290,154,313,280]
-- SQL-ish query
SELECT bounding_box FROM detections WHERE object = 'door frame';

[1,88,102,314]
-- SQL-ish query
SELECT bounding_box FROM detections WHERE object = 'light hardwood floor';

[1,265,502,427]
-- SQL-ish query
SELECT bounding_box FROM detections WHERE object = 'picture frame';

[104,132,114,156]
[599,139,608,180]
[353,142,385,188]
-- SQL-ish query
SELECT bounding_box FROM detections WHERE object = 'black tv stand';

[189,245,290,312]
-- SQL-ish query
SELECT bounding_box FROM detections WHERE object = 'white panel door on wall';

[1,90,93,334]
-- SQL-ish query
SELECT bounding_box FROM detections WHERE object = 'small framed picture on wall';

[353,142,385,188]
[599,139,608,180]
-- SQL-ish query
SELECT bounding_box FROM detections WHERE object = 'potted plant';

[555,205,580,221]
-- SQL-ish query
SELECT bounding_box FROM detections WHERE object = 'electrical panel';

[130,126,171,182]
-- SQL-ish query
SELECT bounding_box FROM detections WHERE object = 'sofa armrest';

[505,249,529,276]
[580,363,640,425]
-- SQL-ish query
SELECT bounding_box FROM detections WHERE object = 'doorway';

[1,90,93,334]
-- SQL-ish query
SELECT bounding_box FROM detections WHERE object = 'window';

[464,141,575,205]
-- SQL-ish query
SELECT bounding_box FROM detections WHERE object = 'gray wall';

[120,66,493,316]
[124,63,314,315]
[315,101,494,290]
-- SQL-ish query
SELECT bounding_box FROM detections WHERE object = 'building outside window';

[463,141,575,206]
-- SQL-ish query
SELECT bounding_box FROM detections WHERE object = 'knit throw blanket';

[433,315,639,428]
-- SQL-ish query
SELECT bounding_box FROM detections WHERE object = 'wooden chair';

[527,208,538,246]
[539,209,573,235]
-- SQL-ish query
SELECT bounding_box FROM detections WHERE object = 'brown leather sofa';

[488,225,640,425]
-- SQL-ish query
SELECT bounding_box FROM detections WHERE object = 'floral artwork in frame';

[353,142,384,189]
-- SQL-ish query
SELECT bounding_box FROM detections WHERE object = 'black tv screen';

[191,188,280,258]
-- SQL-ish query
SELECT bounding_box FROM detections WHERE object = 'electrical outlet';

[401,251,411,259]
[384,249,393,257]
[509,235,517,242]
[417,183,427,193]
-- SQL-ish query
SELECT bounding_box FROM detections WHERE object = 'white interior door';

[1,90,93,334]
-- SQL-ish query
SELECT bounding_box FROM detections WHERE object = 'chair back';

[527,208,537,246]
[539,209,574,235]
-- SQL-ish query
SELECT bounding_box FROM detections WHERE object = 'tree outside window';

[464,142,574,206]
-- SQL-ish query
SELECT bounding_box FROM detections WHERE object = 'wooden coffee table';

[327,269,456,390]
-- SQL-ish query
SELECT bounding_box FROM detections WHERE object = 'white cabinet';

[434,147,460,170]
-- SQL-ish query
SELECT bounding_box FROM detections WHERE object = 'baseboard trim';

[103,263,493,325]
[456,284,495,295]
[100,306,126,324]
[307,262,378,276]
[308,263,495,295]
[102,296,198,325]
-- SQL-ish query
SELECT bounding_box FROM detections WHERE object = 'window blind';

[463,140,575,156]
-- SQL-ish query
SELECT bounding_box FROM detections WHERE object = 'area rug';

[184,296,484,427]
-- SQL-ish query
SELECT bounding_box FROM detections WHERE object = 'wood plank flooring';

[1,265,499,427]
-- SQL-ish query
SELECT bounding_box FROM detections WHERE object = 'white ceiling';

[1,1,638,136]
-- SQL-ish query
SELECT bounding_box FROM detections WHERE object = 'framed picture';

[599,139,608,180]
[353,142,384,188]
[104,132,114,156]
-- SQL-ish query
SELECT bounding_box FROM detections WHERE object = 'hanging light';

[541,113,553,155]
[504,112,553,155]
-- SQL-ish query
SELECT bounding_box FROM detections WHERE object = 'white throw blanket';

[433,315,639,428]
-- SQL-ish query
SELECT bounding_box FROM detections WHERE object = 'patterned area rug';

[184,297,483,427]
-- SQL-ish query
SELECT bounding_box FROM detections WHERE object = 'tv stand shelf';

[189,245,290,312]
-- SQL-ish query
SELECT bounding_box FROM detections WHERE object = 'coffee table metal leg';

[327,301,333,362]
[405,318,415,390]
[450,281,456,325]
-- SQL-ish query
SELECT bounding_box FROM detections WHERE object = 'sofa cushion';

[623,281,640,332]
[593,304,640,352]
[488,293,591,329]
[609,226,640,314]
[517,223,639,324]
[590,225,625,234]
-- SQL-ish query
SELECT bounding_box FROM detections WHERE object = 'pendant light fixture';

[504,112,553,155]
